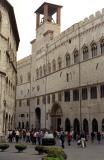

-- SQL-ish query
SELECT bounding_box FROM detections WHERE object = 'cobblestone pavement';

[0,140,104,160]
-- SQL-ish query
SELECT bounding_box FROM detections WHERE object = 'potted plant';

[15,144,27,152]
[0,144,9,152]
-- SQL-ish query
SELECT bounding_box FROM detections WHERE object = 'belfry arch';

[50,103,63,131]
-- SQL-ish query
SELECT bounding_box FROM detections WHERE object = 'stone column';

[36,13,40,29]
[44,4,48,22]
[57,7,61,25]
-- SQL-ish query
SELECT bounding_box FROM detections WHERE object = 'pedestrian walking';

[67,132,72,146]
[60,130,65,148]
[97,132,101,144]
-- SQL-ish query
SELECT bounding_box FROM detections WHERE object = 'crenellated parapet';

[45,8,104,54]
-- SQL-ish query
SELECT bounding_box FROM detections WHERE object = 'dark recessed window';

[47,95,50,104]
[82,88,87,100]
[73,89,79,101]
[58,92,62,101]
[27,99,30,106]
[66,73,69,82]
[100,85,104,98]
[90,86,97,99]
[64,90,70,102]
[21,114,25,117]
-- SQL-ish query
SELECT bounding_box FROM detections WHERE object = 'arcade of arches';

[3,112,14,133]
[48,103,104,133]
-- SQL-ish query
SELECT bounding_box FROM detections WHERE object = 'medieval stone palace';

[16,2,104,133]
[0,0,20,135]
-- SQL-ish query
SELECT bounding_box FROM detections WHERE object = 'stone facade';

[0,0,19,135]
[16,3,104,133]
[16,56,31,129]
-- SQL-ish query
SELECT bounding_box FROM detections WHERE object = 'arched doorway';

[65,118,71,131]
[22,122,24,129]
[92,119,98,132]
[102,119,104,131]
[35,107,41,129]
[73,118,80,133]
[83,119,89,133]
[51,103,63,131]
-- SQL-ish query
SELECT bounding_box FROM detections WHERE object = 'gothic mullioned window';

[91,41,97,57]
[66,53,70,67]
[73,49,79,64]
[100,38,104,54]
[83,45,89,61]
[52,59,56,72]
[57,56,62,70]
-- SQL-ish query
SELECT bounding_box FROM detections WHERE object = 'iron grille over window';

[73,89,79,101]
[90,86,97,99]
[82,88,88,100]
[64,90,70,102]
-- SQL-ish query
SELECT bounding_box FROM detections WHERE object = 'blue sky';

[8,0,104,60]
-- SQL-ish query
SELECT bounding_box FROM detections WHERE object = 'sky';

[8,0,104,60]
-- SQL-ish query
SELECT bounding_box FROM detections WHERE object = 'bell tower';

[35,2,62,39]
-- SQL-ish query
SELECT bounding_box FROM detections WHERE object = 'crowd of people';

[7,128,104,149]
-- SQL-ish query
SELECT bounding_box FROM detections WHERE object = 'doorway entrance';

[92,119,98,132]
[51,103,63,131]
[35,107,41,129]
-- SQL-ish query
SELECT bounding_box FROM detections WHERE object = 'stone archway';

[35,107,41,129]
[73,118,80,133]
[65,118,71,131]
[92,119,98,132]
[83,119,89,133]
[50,103,63,131]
